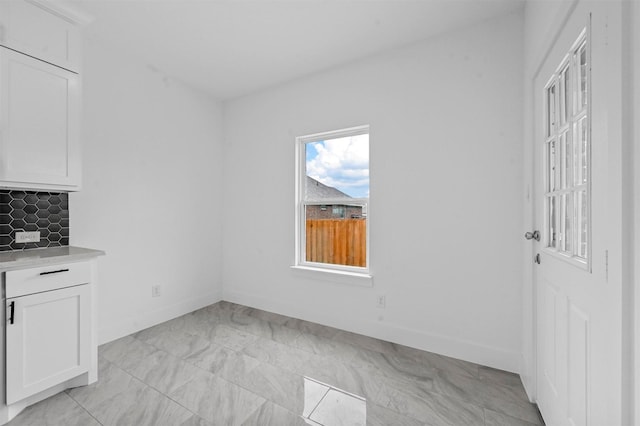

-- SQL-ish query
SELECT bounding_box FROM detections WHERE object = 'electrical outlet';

[152,285,161,297]
[15,231,40,243]
[376,295,386,309]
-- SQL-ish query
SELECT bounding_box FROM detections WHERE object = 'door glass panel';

[560,132,571,189]
[561,193,572,253]
[563,66,571,122]
[575,116,588,185]
[548,140,558,191]
[578,43,588,109]
[548,195,558,249]
[547,84,557,137]
[577,190,588,259]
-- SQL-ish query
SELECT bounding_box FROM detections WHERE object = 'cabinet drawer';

[6,261,91,298]
[0,0,81,72]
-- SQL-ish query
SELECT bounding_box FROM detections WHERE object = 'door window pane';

[577,190,588,259]
[548,140,557,191]
[575,116,588,185]
[547,84,557,137]
[563,66,571,122]
[548,196,558,248]
[561,193,572,253]
[560,132,571,189]
[578,43,588,109]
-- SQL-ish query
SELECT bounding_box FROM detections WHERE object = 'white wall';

[71,39,224,344]
[222,12,524,372]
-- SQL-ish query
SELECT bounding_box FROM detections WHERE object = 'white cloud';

[306,134,369,198]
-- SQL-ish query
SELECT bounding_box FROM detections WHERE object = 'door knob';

[524,230,540,241]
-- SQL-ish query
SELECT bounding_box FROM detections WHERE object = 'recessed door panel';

[568,303,589,426]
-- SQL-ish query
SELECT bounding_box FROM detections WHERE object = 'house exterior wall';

[305,205,363,219]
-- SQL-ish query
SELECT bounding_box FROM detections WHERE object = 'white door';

[532,3,622,426]
[6,284,91,404]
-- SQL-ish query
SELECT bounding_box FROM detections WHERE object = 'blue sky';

[305,134,369,198]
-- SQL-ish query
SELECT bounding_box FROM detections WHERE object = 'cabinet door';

[0,0,81,72]
[0,47,81,191]
[6,284,90,404]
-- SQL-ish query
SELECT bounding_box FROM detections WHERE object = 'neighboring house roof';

[306,176,352,201]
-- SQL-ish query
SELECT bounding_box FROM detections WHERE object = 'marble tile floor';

[7,301,545,426]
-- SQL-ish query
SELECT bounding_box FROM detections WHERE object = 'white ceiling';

[72,0,524,100]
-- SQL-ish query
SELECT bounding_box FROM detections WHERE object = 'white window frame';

[294,125,371,279]
[542,28,591,271]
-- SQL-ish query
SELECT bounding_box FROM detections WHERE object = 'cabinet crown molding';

[26,0,95,26]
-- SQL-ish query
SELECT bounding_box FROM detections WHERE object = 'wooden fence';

[306,218,366,267]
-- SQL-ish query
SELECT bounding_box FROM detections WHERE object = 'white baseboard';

[98,290,222,345]
[520,353,536,402]
[223,289,521,373]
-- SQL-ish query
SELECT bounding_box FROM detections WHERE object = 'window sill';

[290,265,373,287]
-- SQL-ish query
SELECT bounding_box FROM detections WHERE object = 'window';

[544,31,590,265]
[295,126,369,273]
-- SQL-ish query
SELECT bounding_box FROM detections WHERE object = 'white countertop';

[0,246,105,272]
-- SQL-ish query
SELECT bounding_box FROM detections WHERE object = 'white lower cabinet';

[5,283,91,404]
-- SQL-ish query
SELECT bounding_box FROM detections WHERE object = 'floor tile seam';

[64,390,105,426]
[74,358,140,404]
[224,319,303,343]
[288,340,358,364]
[239,350,301,377]
[433,367,532,405]
[225,362,310,406]
[136,372,210,422]
[305,385,331,422]
[344,357,438,393]
[207,371,272,409]
[100,355,201,420]
[205,335,254,353]
[261,399,312,424]
[367,399,433,426]
[173,343,267,384]
[371,394,435,426]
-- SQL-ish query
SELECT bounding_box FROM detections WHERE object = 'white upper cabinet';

[0,0,82,72]
[0,47,81,190]
[0,0,88,192]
